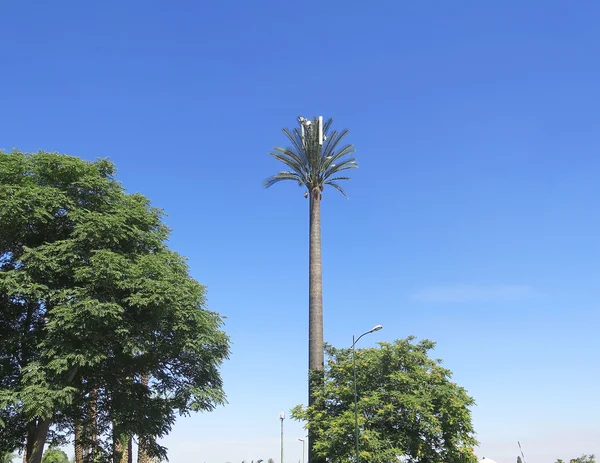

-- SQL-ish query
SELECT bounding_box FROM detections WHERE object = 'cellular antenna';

[318,116,323,145]
[298,115,305,140]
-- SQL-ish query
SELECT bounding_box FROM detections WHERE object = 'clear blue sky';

[2,1,599,462]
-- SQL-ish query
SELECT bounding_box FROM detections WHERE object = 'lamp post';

[280,411,285,463]
[298,438,306,463]
[351,324,383,463]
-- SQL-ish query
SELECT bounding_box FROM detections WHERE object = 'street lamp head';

[371,324,383,332]
[279,410,285,420]
[298,438,304,442]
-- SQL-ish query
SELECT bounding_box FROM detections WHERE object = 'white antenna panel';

[318,116,323,145]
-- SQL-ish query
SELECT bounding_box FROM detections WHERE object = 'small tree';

[555,456,596,463]
[292,337,478,463]
[41,448,69,463]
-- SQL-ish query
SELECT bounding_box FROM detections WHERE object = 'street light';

[280,411,285,463]
[351,325,383,463]
[298,438,306,463]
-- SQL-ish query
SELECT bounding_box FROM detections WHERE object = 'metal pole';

[280,411,285,463]
[351,325,382,463]
[298,438,305,463]
[353,335,359,463]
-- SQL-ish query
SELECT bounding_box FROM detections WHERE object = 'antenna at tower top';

[318,116,323,145]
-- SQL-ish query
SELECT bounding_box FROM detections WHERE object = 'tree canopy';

[292,337,478,463]
[41,448,69,463]
[555,455,596,463]
[0,150,230,463]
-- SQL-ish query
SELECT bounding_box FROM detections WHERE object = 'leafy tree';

[555,456,596,463]
[291,337,478,463]
[41,448,69,463]
[1,452,14,463]
[575,457,596,463]
[264,117,357,463]
[0,150,230,463]
[517,456,523,463]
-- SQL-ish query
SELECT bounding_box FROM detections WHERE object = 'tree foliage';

[41,448,69,463]
[555,455,596,463]
[0,150,230,462]
[291,337,478,463]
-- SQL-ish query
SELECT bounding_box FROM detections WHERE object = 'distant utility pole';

[280,411,285,463]
[298,438,306,463]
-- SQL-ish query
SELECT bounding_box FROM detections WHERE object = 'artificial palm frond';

[324,181,349,198]
[263,171,304,188]
[264,117,357,197]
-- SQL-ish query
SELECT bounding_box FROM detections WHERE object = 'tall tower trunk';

[308,188,324,463]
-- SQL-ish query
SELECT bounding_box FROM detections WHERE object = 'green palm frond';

[324,181,349,198]
[270,149,306,177]
[324,157,358,178]
[264,117,357,197]
[263,171,304,188]
[322,148,356,174]
[281,128,308,162]
[320,129,349,159]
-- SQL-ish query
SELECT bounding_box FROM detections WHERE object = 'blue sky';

[2,1,599,462]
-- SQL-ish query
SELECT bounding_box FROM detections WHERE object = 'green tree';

[264,117,357,463]
[0,150,230,463]
[575,457,596,463]
[41,448,69,463]
[555,456,596,463]
[1,452,14,463]
[291,337,478,463]
[517,456,523,463]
